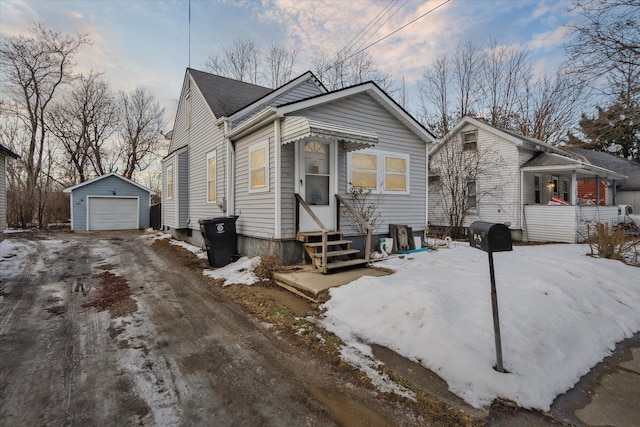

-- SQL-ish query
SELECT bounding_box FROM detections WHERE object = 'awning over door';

[281,116,378,152]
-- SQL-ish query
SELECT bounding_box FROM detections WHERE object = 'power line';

[349,0,410,58]
[324,0,452,74]
[339,0,400,59]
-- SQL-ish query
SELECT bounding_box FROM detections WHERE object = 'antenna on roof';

[188,0,191,68]
[607,143,623,153]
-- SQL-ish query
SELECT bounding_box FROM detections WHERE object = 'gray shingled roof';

[565,147,640,190]
[188,68,273,118]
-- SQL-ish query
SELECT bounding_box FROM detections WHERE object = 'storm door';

[298,140,336,232]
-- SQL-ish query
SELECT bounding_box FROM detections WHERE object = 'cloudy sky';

[0,0,575,130]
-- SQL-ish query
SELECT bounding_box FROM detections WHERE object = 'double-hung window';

[206,151,216,203]
[349,149,409,194]
[249,142,269,192]
[166,165,174,199]
[467,180,477,208]
[462,130,477,151]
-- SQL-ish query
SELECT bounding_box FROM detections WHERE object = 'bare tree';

[418,55,453,137]
[0,23,89,227]
[205,38,260,84]
[47,71,119,183]
[452,41,482,118]
[428,136,506,238]
[264,43,299,88]
[515,74,585,145]
[311,48,395,92]
[117,88,166,180]
[481,39,532,129]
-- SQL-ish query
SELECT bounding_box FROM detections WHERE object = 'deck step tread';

[310,249,360,258]
[326,259,370,270]
[304,239,352,248]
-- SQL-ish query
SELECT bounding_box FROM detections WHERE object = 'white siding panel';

[235,124,276,238]
[187,84,226,227]
[523,205,577,243]
[0,155,6,233]
[576,206,618,242]
[280,142,296,238]
[618,191,640,213]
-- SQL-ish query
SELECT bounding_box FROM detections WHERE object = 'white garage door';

[88,197,138,230]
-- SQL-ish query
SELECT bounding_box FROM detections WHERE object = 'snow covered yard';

[318,243,640,411]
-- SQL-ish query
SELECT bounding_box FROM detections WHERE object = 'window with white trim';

[462,130,477,151]
[249,142,269,192]
[166,165,174,199]
[467,180,477,208]
[206,150,216,202]
[348,149,410,194]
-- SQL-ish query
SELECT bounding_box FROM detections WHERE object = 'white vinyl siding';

[186,79,226,226]
[207,150,216,203]
[235,125,276,238]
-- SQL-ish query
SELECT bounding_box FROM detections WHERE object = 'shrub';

[586,222,640,265]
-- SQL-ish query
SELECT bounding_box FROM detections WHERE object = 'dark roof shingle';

[188,68,273,118]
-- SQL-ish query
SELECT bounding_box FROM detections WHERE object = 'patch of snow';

[319,242,640,411]
[203,256,261,286]
[2,228,32,234]
[168,239,208,259]
[340,345,416,401]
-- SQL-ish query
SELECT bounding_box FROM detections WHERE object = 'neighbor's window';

[462,130,478,151]
[562,179,569,202]
[534,174,541,204]
[467,180,477,208]
[249,142,268,191]
[166,165,174,199]
[351,152,377,188]
[206,150,216,202]
[349,150,409,194]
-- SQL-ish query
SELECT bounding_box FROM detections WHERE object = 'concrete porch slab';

[273,265,390,302]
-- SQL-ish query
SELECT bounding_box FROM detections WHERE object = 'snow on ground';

[203,256,261,286]
[168,239,208,260]
[318,243,640,411]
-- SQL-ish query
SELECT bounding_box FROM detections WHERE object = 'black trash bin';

[199,216,239,267]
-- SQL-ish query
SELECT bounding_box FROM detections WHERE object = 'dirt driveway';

[0,231,431,426]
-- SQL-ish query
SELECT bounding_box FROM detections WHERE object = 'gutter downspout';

[425,142,429,238]
[274,118,282,239]
[520,169,524,241]
[224,120,235,217]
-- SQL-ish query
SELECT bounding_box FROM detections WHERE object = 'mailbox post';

[469,221,512,373]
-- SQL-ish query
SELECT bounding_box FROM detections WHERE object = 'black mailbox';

[469,221,513,253]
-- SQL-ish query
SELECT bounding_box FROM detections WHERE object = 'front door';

[298,140,336,232]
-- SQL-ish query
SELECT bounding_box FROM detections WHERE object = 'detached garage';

[64,173,156,231]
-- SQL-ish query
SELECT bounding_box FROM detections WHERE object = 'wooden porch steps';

[298,231,368,274]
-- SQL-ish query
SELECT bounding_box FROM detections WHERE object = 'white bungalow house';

[162,69,435,272]
[428,116,626,243]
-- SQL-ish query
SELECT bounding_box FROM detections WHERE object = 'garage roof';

[63,173,156,194]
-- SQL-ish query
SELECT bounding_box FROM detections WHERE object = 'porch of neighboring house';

[520,153,626,243]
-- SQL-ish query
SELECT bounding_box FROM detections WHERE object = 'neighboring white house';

[428,116,625,243]
[0,143,19,242]
[162,69,435,270]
